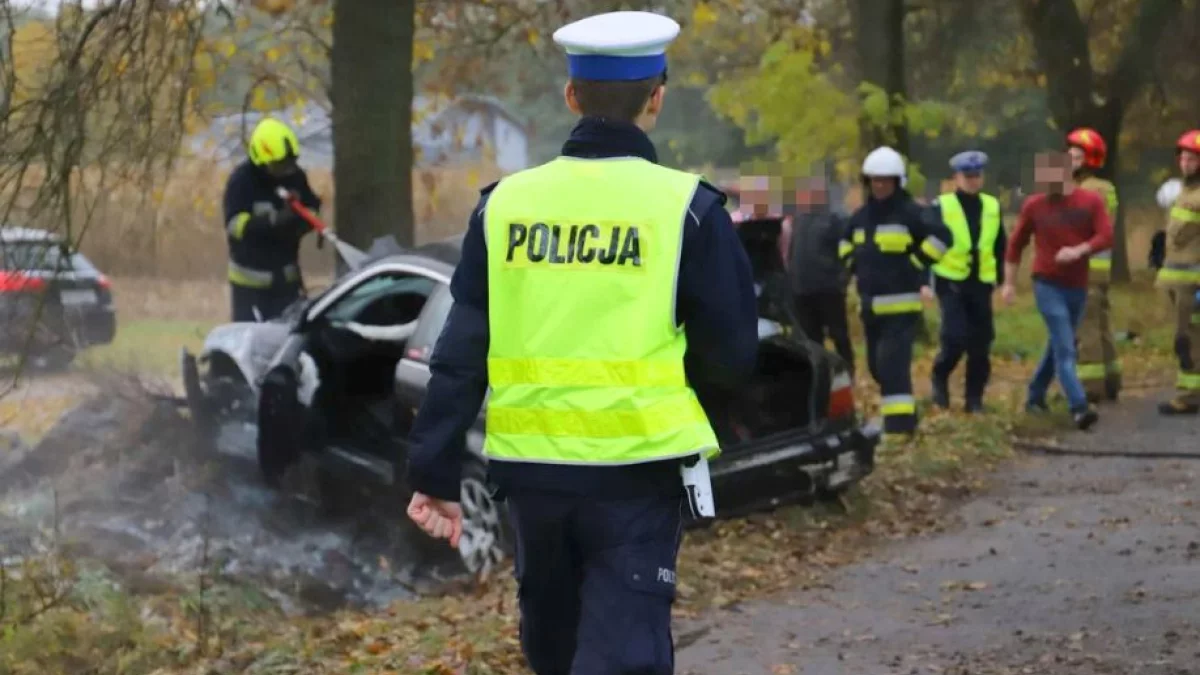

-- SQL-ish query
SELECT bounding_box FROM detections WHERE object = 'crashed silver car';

[181,231,880,577]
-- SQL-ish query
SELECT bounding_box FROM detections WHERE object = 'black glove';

[1149,230,1166,270]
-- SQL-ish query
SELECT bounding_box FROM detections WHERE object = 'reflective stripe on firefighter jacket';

[839,194,953,315]
[931,192,1001,283]
[482,156,719,465]
[1156,180,1200,288]
[222,160,321,289]
[1079,176,1119,283]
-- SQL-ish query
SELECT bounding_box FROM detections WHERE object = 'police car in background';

[182,230,881,577]
[0,227,117,369]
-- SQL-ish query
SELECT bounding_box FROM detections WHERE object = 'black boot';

[1158,398,1199,416]
[931,375,950,409]
[1104,373,1121,402]
[964,396,984,414]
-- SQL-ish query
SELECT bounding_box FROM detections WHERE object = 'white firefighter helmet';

[1157,178,1183,209]
[861,146,908,188]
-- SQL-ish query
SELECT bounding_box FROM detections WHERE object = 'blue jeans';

[1028,279,1089,412]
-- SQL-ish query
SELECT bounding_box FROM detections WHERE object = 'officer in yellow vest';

[928,151,1008,413]
[403,11,758,674]
[1156,129,1200,416]
[1066,127,1122,402]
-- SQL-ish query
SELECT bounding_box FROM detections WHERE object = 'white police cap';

[950,150,988,173]
[553,11,680,81]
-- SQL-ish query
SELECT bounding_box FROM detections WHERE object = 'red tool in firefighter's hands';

[276,187,369,269]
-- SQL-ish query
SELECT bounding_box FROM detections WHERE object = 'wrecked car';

[181,225,880,576]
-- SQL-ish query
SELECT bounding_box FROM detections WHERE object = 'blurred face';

[739,175,779,216]
[265,157,299,179]
[1067,146,1086,172]
[955,170,984,194]
[1179,150,1200,178]
[1034,152,1072,195]
[795,178,828,211]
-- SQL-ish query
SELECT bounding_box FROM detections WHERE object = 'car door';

[391,283,489,455]
[394,282,452,399]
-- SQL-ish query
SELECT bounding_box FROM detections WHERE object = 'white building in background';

[189,94,531,173]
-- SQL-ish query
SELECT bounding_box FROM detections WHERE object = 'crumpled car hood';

[201,322,291,384]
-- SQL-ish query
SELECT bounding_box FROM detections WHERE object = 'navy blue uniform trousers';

[931,282,995,402]
[229,284,302,322]
[863,311,920,434]
[508,492,684,675]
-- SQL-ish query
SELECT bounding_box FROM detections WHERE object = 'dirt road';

[677,393,1200,675]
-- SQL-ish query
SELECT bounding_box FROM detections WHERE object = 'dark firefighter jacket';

[840,190,954,314]
[405,116,760,502]
[222,160,322,290]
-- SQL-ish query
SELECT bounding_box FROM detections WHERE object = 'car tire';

[457,459,511,577]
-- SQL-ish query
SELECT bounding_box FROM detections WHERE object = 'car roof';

[0,227,62,243]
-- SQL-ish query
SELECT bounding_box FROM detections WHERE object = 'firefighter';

[929,150,1008,413]
[1066,128,1122,402]
[1155,129,1200,416]
[840,147,954,440]
[222,117,322,322]
[403,11,758,673]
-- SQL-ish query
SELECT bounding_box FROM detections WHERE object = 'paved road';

[677,394,1200,675]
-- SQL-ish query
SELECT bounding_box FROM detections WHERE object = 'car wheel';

[457,460,510,577]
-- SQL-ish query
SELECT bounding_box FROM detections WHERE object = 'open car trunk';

[706,216,831,447]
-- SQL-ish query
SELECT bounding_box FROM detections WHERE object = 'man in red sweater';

[1002,151,1113,429]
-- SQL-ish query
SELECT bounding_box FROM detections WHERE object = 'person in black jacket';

[840,147,954,440]
[222,118,322,322]
[787,175,854,372]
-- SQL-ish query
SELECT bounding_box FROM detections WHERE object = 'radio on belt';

[681,455,716,518]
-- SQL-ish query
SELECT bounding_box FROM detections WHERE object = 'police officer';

[1066,127,1122,402]
[403,11,758,674]
[222,117,322,322]
[928,151,1008,413]
[840,147,954,441]
[1156,129,1200,416]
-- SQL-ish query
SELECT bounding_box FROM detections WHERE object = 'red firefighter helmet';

[1066,127,1107,169]
[1176,130,1200,154]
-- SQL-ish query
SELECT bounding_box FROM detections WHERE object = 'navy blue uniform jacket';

[406,117,759,502]
[222,160,322,282]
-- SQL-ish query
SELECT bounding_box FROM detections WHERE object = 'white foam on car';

[336,320,418,343]
[297,351,320,407]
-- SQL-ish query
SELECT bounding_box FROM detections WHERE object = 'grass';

[0,272,1184,674]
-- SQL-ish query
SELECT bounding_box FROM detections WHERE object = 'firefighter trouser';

[932,282,995,404]
[230,283,303,322]
[1168,287,1200,406]
[508,491,683,675]
[1077,283,1121,400]
[863,310,920,436]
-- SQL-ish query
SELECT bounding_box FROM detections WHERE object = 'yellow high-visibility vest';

[931,192,1000,283]
[482,156,719,465]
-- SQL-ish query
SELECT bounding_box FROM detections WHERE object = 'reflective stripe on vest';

[931,193,1000,282]
[228,261,299,289]
[482,156,719,465]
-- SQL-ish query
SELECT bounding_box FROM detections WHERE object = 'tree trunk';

[331,0,415,260]
[1019,0,1182,284]
[853,0,910,156]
